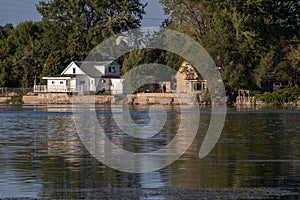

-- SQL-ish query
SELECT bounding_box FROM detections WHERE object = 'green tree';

[40,50,87,84]
[287,44,300,86]
[37,0,147,52]
[0,22,44,88]
[0,24,14,86]
[277,44,300,86]
[160,0,300,93]
[0,0,147,88]
[0,24,14,40]
[160,0,212,43]
[254,51,275,89]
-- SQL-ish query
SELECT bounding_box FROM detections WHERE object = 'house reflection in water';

[45,113,85,164]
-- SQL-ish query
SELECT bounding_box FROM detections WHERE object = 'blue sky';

[0,0,167,27]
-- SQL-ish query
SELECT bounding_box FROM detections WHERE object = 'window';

[274,82,281,86]
[186,64,190,75]
[60,81,64,84]
[193,82,204,91]
[91,79,94,85]
[73,68,76,74]
[79,81,85,85]
[186,80,189,86]
[108,66,116,73]
[51,81,55,84]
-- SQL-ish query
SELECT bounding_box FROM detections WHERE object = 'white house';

[34,60,123,94]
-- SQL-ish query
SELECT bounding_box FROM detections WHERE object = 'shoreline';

[1,92,299,107]
[19,93,200,105]
[1,187,298,199]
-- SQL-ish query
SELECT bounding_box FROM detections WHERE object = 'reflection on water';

[0,105,299,198]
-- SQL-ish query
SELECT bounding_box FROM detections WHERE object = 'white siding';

[62,62,85,75]
[94,65,105,75]
[47,79,67,87]
[95,63,121,77]
[111,79,123,94]
[76,75,90,93]
[46,79,68,92]
[90,78,96,92]
[41,61,122,94]
[70,79,77,91]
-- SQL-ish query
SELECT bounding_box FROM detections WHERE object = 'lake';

[0,105,299,199]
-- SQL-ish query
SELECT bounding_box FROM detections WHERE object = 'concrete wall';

[23,93,198,105]
[23,93,113,105]
[0,97,10,103]
[127,93,197,105]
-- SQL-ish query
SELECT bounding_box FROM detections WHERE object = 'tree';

[36,0,147,52]
[287,44,300,86]
[0,0,147,88]
[0,24,13,40]
[40,50,87,84]
[254,51,275,89]
[0,22,45,88]
[160,0,300,93]
[277,44,300,87]
[160,0,212,43]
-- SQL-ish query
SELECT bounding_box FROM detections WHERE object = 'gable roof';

[176,61,199,80]
[75,61,108,78]
[62,61,116,78]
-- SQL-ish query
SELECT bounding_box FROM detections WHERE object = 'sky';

[0,0,167,27]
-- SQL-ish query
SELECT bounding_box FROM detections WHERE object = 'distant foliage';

[0,0,299,94]
[39,50,87,84]
[4,94,23,104]
[160,0,300,94]
[0,0,146,88]
[259,87,300,104]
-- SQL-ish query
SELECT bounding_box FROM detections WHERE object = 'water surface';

[0,105,299,199]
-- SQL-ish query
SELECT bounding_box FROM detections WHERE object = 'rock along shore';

[21,93,199,105]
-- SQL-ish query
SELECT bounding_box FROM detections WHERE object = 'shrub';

[5,94,23,104]
[259,87,300,104]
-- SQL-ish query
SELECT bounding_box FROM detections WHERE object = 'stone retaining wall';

[0,97,10,103]
[22,93,198,105]
[128,93,197,105]
[23,93,113,105]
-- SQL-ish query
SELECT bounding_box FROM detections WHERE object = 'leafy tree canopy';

[37,0,147,51]
[0,0,147,88]
[160,0,300,93]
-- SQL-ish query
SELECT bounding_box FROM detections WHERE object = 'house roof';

[51,74,77,78]
[42,74,77,80]
[72,61,114,78]
[177,61,201,80]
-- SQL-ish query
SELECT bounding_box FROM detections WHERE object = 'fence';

[33,85,83,93]
[0,88,33,96]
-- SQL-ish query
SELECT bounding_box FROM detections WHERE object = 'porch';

[33,85,85,93]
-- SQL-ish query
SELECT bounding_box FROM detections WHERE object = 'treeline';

[159,0,300,93]
[0,0,146,88]
[0,0,299,95]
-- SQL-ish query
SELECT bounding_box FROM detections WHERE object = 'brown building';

[176,61,207,94]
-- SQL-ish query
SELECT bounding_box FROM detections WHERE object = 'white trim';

[61,61,85,75]
[61,61,77,75]
[42,77,72,80]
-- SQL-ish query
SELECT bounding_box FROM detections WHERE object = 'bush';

[5,94,23,104]
[259,87,300,104]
